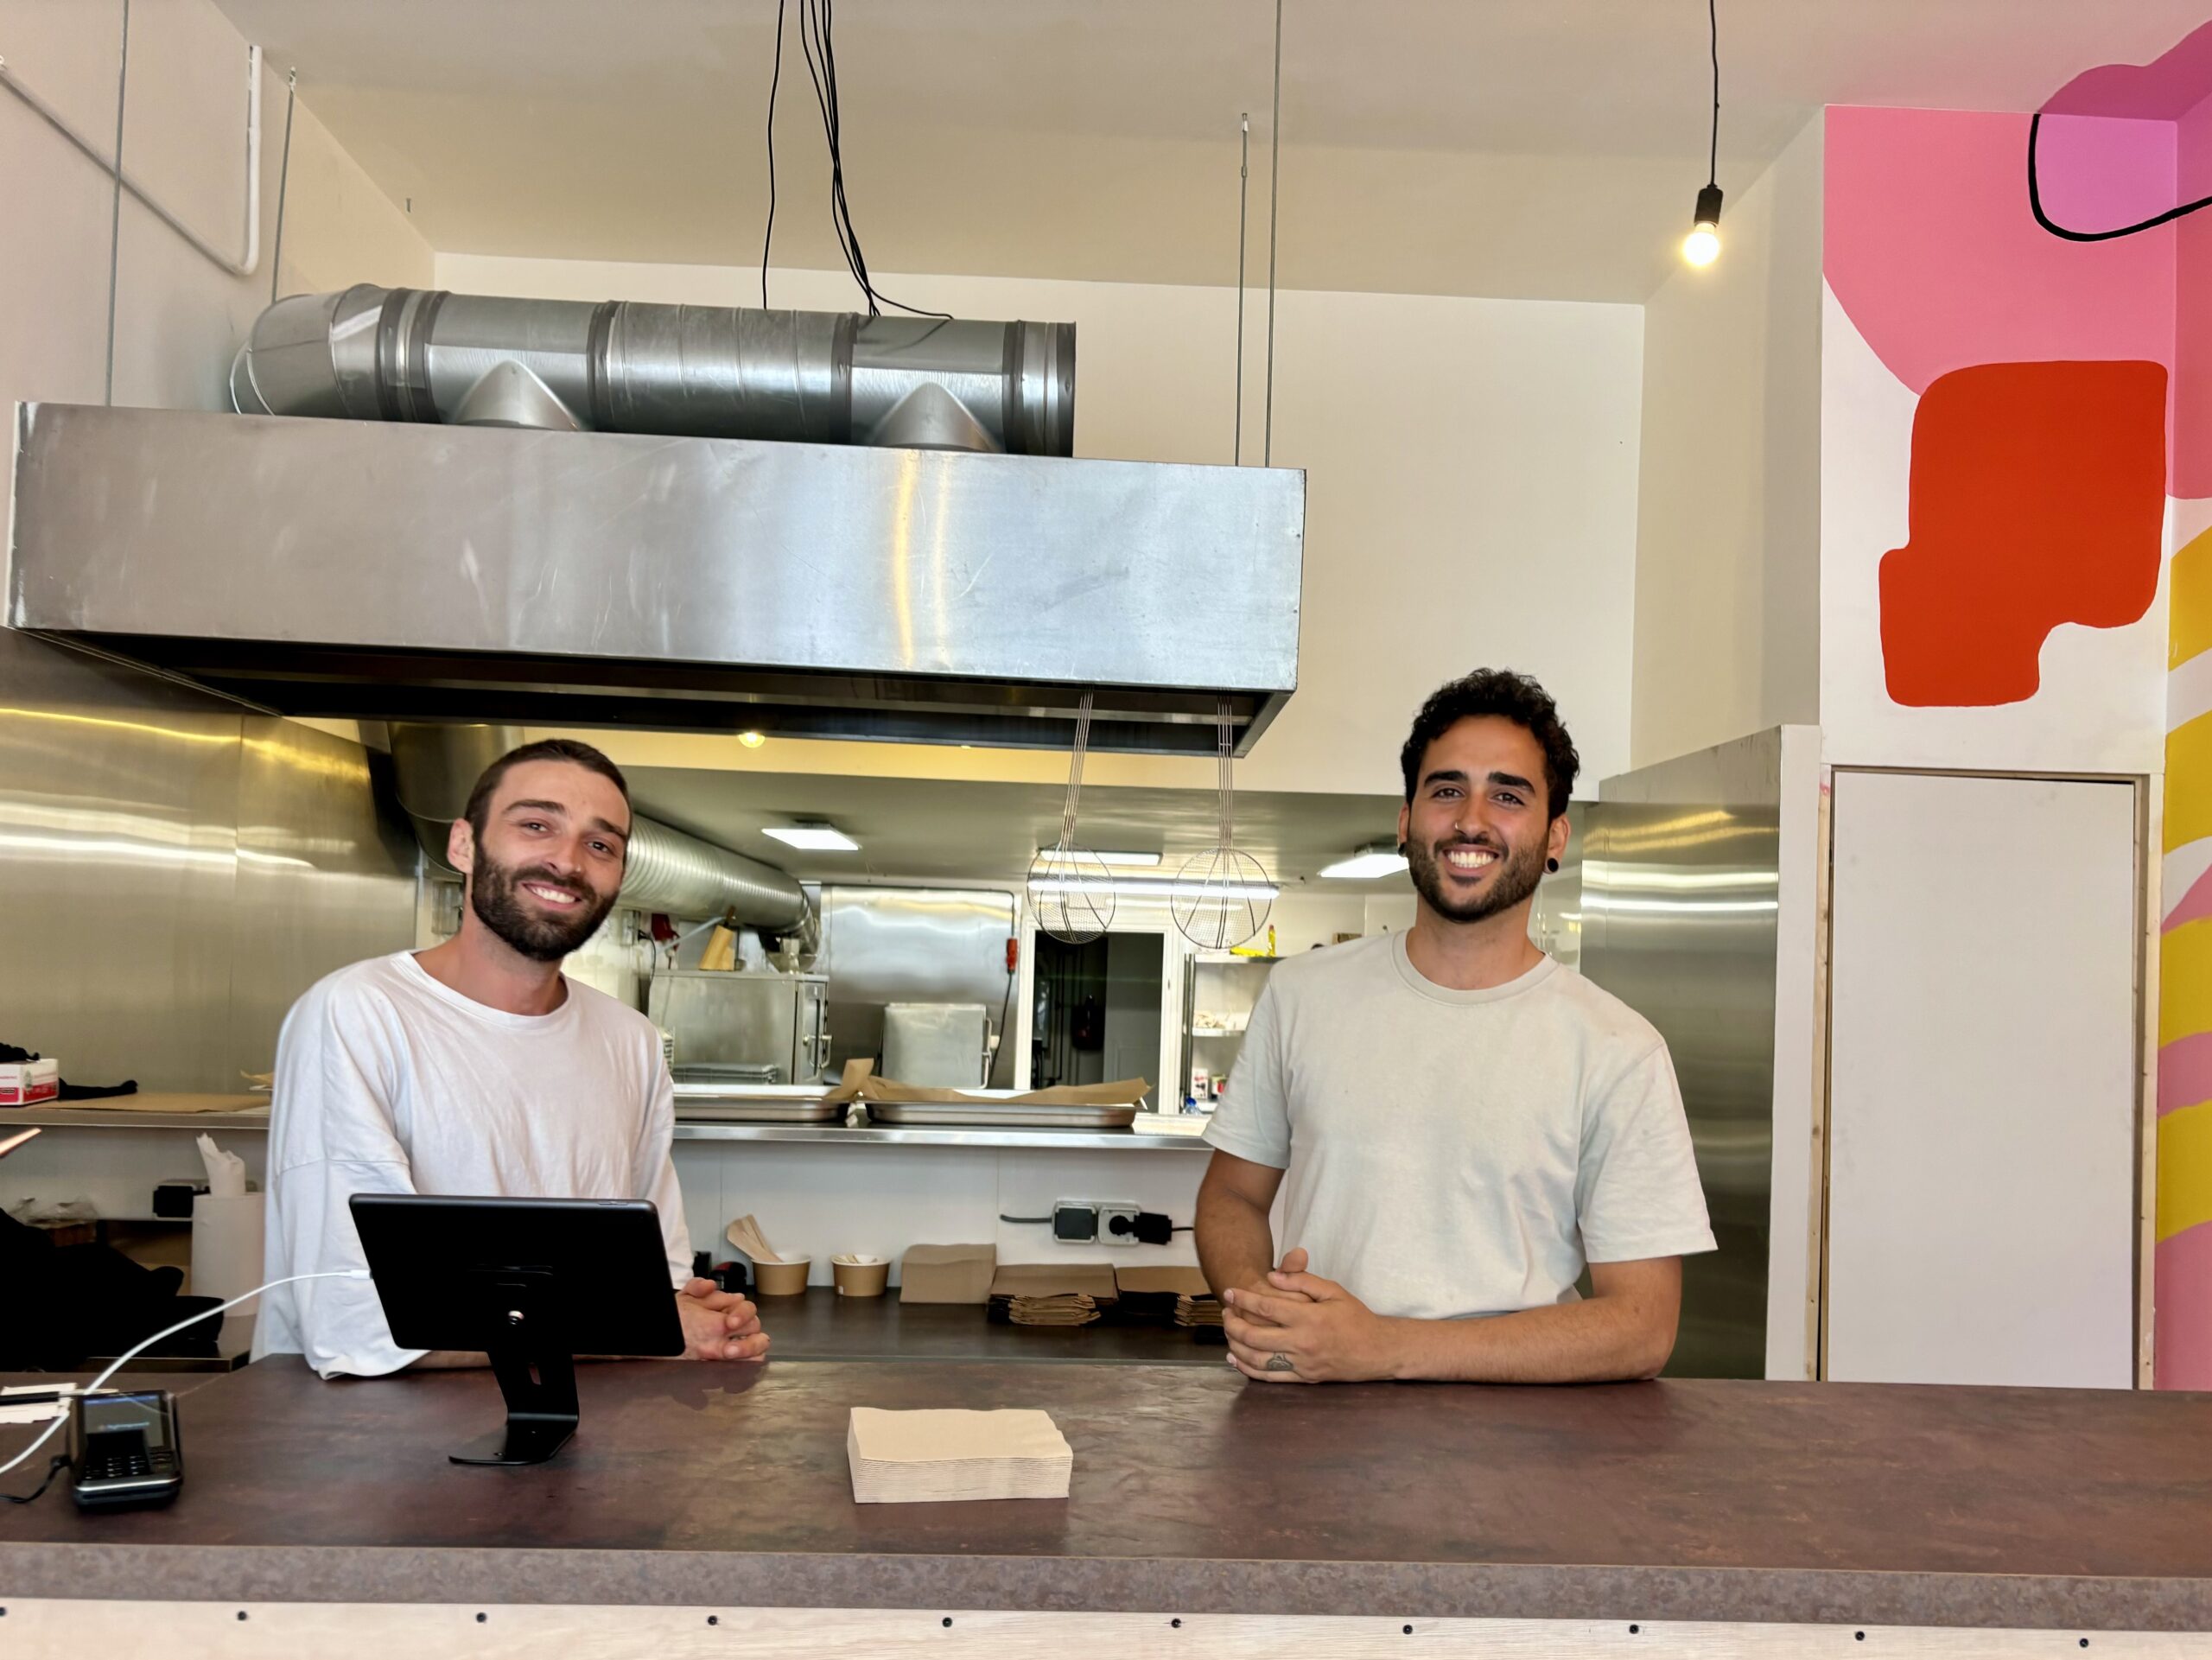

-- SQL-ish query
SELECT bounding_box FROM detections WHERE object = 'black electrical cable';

[1,1454,69,1506]
[1705,0,1719,190]
[760,0,786,308]
[999,1214,1052,1225]
[804,0,884,311]
[795,0,950,320]
[2028,109,2212,242]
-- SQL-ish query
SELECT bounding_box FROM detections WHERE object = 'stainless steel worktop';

[4,1107,1211,1152]
[671,1119,1209,1150]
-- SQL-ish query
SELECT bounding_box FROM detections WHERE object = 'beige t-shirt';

[1203,933,1714,1321]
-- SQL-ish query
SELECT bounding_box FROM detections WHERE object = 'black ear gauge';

[1546,857,1560,874]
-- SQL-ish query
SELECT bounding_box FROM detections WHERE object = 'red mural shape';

[1878,360,2168,708]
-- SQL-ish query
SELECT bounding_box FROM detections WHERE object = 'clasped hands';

[1222,1247,1400,1383]
[676,1276,772,1362]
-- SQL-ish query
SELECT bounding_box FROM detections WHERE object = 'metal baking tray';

[865,1099,1141,1129]
[671,1083,843,1123]
[672,1062,782,1085]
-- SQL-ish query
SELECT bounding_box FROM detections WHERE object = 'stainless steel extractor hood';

[4,401,1303,754]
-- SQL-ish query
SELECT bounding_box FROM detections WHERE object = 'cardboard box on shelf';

[0,1059,60,1107]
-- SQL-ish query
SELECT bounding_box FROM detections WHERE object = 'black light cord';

[2028,109,2212,242]
[760,0,785,308]
[1704,0,1719,189]
[1000,1213,1052,1225]
[795,0,950,321]
[1,1453,69,1506]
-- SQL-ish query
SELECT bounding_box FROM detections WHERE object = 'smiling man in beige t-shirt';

[1196,670,1713,1385]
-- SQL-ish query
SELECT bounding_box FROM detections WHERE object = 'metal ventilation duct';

[230,286,1076,456]
[388,724,807,932]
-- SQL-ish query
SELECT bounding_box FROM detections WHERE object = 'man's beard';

[469,850,618,963]
[1406,833,1548,925]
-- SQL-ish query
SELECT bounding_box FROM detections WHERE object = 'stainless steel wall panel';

[228,716,421,1078]
[0,626,416,1094]
[10,404,1303,754]
[0,631,243,1091]
[1580,728,1783,1380]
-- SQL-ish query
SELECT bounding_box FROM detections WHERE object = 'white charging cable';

[0,1268,372,1482]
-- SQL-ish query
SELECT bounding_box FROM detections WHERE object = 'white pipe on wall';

[0,35,263,278]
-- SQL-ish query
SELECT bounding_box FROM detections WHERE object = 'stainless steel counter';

[3,1108,1211,1152]
[671,1120,1210,1150]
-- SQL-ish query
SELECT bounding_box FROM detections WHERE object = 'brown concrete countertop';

[3,1359,2209,1631]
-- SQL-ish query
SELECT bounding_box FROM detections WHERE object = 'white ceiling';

[627,765,1414,889]
[211,0,2212,302]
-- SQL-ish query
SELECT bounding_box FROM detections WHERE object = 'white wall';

[1631,117,1824,769]
[438,252,1645,796]
[0,0,430,415]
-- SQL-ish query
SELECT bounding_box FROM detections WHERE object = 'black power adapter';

[1105,1210,1177,1247]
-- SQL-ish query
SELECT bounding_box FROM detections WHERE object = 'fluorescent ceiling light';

[1319,847,1408,881]
[1038,848,1161,868]
[763,824,860,851]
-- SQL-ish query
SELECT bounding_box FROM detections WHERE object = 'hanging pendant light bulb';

[1681,0,1723,267]
[1682,183,1724,266]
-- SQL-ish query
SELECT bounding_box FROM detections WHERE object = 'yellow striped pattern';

[2162,919,2212,1048]
[2173,523,2212,669]
[2168,714,2212,854]
[2163,1101,2212,1241]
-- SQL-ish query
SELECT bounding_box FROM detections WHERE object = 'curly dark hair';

[1398,669,1580,819]
[463,738,631,843]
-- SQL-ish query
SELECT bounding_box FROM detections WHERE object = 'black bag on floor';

[0,1212,222,1370]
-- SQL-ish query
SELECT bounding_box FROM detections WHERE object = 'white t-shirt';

[1203,933,1714,1321]
[253,952,693,1377]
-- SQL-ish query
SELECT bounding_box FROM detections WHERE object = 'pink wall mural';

[1824,106,2177,417]
[1825,105,2175,719]
[1878,359,2165,707]
[1824,19,2212,1387]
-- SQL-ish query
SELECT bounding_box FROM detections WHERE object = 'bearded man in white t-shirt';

[1198,670,1713,1384]
[255,738,770,1377]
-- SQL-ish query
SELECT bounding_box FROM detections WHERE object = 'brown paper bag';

[899,1243,998,1305]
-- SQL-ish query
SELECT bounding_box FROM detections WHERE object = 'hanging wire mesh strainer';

[1171,699,1273,950]
[1027,691,1117,944]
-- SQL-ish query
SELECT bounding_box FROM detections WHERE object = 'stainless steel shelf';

[671,1121,1211,1151]
[2,1109,271,1131]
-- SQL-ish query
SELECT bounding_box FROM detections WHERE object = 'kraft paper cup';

[831,1254,889,1298]
[753,1256,812,1296]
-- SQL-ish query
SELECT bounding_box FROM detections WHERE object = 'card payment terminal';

[68,1389,183,1511]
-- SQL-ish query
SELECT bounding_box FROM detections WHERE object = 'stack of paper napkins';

[987,1263,1117,1326]
[846,1408,1072,1504]
[1175,1290,1224,1328]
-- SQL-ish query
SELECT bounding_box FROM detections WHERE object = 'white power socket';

[1097,1203,1141,1242]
